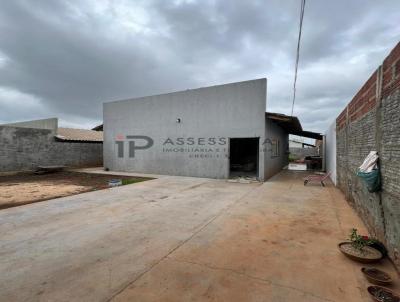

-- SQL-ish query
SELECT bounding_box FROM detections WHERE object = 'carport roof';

[266,112,323,140]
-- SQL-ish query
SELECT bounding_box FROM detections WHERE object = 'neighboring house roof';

[92,124,103,131]
[289,140,316,148]
[289,139,304,144]
[56,127,103,142]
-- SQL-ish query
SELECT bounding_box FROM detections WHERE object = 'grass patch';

[121,178,152,185]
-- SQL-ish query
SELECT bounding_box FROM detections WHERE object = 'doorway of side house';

[229,137,259,179]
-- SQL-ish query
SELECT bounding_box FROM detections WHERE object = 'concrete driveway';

[1,171,398,302]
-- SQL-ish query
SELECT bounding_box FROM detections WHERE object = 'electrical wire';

[291,0,306,116]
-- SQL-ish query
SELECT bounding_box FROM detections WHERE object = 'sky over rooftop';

[0,0,399,131]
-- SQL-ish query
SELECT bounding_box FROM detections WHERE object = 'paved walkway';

[0,171,398,301]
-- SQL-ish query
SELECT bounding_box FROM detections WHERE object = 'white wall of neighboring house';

[3,118,58,133]
[289,140,303,148]
[325,120,337,185]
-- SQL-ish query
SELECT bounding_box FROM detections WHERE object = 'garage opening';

[229,137,259,178]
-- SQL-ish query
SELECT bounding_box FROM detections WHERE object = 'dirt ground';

[0,171,151,209]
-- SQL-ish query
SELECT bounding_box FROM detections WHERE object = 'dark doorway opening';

[229,137,259,178]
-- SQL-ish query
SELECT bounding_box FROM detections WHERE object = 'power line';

[291,0,306,116]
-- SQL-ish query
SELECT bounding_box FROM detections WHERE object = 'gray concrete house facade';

[104,79,294,181]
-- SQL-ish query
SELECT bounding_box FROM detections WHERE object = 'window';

[271,139,280,157]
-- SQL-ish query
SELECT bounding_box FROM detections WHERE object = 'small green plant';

[348,228,375,251]
[121,179,140,185]
[288,154,298,162]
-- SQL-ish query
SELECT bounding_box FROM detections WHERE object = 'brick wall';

[336,42,400,270]
[0,126,103,172]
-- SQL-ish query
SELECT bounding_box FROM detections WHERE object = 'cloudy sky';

[0,0,399,132]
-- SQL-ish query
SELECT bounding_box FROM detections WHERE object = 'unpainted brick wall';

[0,126,103,172]
[336,42,400,270]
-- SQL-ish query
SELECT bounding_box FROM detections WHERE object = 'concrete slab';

[1,171,398,302]
[112,171,399,302]
[0,176,259,302]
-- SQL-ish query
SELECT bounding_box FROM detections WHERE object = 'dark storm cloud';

[0,0,399,131]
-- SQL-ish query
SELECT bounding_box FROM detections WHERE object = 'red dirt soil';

[0,171,151,209]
